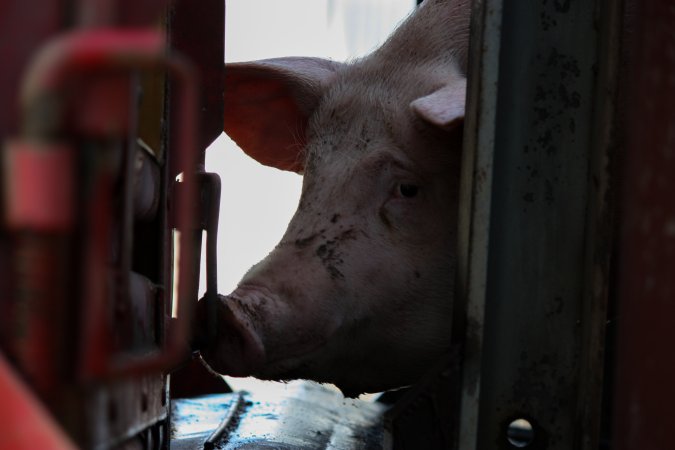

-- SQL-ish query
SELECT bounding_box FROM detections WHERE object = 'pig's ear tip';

[410,95,465,132]
[410,79,467,132]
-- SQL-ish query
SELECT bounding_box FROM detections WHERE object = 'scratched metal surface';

[456,0,620,448]
[171,382,387,450]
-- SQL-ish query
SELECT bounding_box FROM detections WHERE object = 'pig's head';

[198,0,470,396]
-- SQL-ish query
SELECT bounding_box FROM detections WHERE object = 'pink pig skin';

[198,0,470,396]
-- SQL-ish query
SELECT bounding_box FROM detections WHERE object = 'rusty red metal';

[21,30,165,137]
[22,29,201,379]
[3,141,75,231]
[0,1,64,138]
[78,0,168,27]
[2,139,77,397]
[1,32,199,416]
[0,354,77,450]
[2,233,75,397]
[613,1,675,449]
[4,28,200,381]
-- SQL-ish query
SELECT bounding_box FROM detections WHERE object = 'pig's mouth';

[215,284,340,378]
[196,293,267,377]
[202,284,408,396]
[257,356,403,398]
[253,338,329,379]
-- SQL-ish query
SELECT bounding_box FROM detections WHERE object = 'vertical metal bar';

[167,0,225,323]
[480,0,598,445]
[457,0,619,448]
[576,0,624,448]
[454,0,502,448]
[169,0,225,155]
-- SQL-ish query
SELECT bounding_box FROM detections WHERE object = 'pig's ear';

[410,79,467,131]
[223,57,341,173]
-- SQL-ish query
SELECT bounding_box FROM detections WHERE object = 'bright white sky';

[200,0,415,395]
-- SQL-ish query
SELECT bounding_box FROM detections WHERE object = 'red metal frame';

[8,27,200,380]
[1,1,213,446]
[4,142,75,231]
[0,354,76,450]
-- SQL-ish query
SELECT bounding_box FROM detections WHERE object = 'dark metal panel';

[168,0,225,155]
[613,1,675,449]
[0,0,65,138]
[57,374,169,448]
[479,1,603,447]
[456,0,620,448]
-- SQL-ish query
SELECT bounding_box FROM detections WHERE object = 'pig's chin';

[259,369,413,399]
[197,295,267,377]
[253,352,417,398]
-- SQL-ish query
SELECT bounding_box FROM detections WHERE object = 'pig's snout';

[195,294,265,377]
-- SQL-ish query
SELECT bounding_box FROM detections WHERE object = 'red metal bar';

[0,354,77,450]
[3,141,75,231]
[166,0,227,397]
[613,1,675,449]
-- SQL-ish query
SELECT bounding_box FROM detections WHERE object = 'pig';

[197,0,471,397]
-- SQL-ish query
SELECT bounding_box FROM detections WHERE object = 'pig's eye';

[398,183,419,198]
